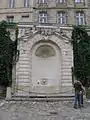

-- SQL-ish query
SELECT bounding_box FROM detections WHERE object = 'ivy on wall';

[0,21,19,87]
[72,26,90,86]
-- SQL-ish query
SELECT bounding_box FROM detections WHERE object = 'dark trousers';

[74,93,81,108]
[80,91,83,105]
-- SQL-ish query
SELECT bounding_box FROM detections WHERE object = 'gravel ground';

[0,99,90,120]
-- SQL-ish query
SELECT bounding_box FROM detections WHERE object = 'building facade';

[0,0,90,26]
[0,0,33,23]
[0,0,90,96]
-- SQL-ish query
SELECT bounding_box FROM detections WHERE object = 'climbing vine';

[72,26,90,86]
[0,21,19,87]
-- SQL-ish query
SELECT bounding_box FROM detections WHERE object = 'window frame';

[9,0,15,8]
[39,0,47,4]
[24,0,29,7]
[57,11,67,25]
[7,16,14,23]
[75,0,83,3]
[39,12,48,23]
[75,11,85,25]
[21,15,29,22]
[56,0,65,3]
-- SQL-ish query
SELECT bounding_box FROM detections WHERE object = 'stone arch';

[27,33,67,54]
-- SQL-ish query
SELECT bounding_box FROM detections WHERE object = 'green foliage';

[72,26,90,87]
[0,20,19,87]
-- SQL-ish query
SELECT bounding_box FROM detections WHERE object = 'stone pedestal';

[6,87,11,99]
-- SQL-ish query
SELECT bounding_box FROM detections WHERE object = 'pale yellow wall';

[0,0,89,26]
[35,0,90,26]
[0,0,34,23]
[0,0,33,8]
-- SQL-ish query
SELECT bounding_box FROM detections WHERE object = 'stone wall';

[12,25,73,96]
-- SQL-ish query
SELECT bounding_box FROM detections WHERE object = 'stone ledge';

[8,94,74,101]
[7,97,74,101]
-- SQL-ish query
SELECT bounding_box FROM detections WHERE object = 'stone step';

[7,97,74,101]
[12,93,74,97]
[7,94,74,101]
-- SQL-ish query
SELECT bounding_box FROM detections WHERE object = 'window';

[24,0,29,7]
[39,12,47,23]
[56,0,65,3]
[75,0,83,3]
[22,15,29,22]
[76,12,85,25]
[39,0,47,4]
[57,12,66,25]
[7,16,14,22]
[9,0,15,8]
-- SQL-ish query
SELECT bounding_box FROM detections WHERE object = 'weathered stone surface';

[0,100,90,120]
[13,26,73,96]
